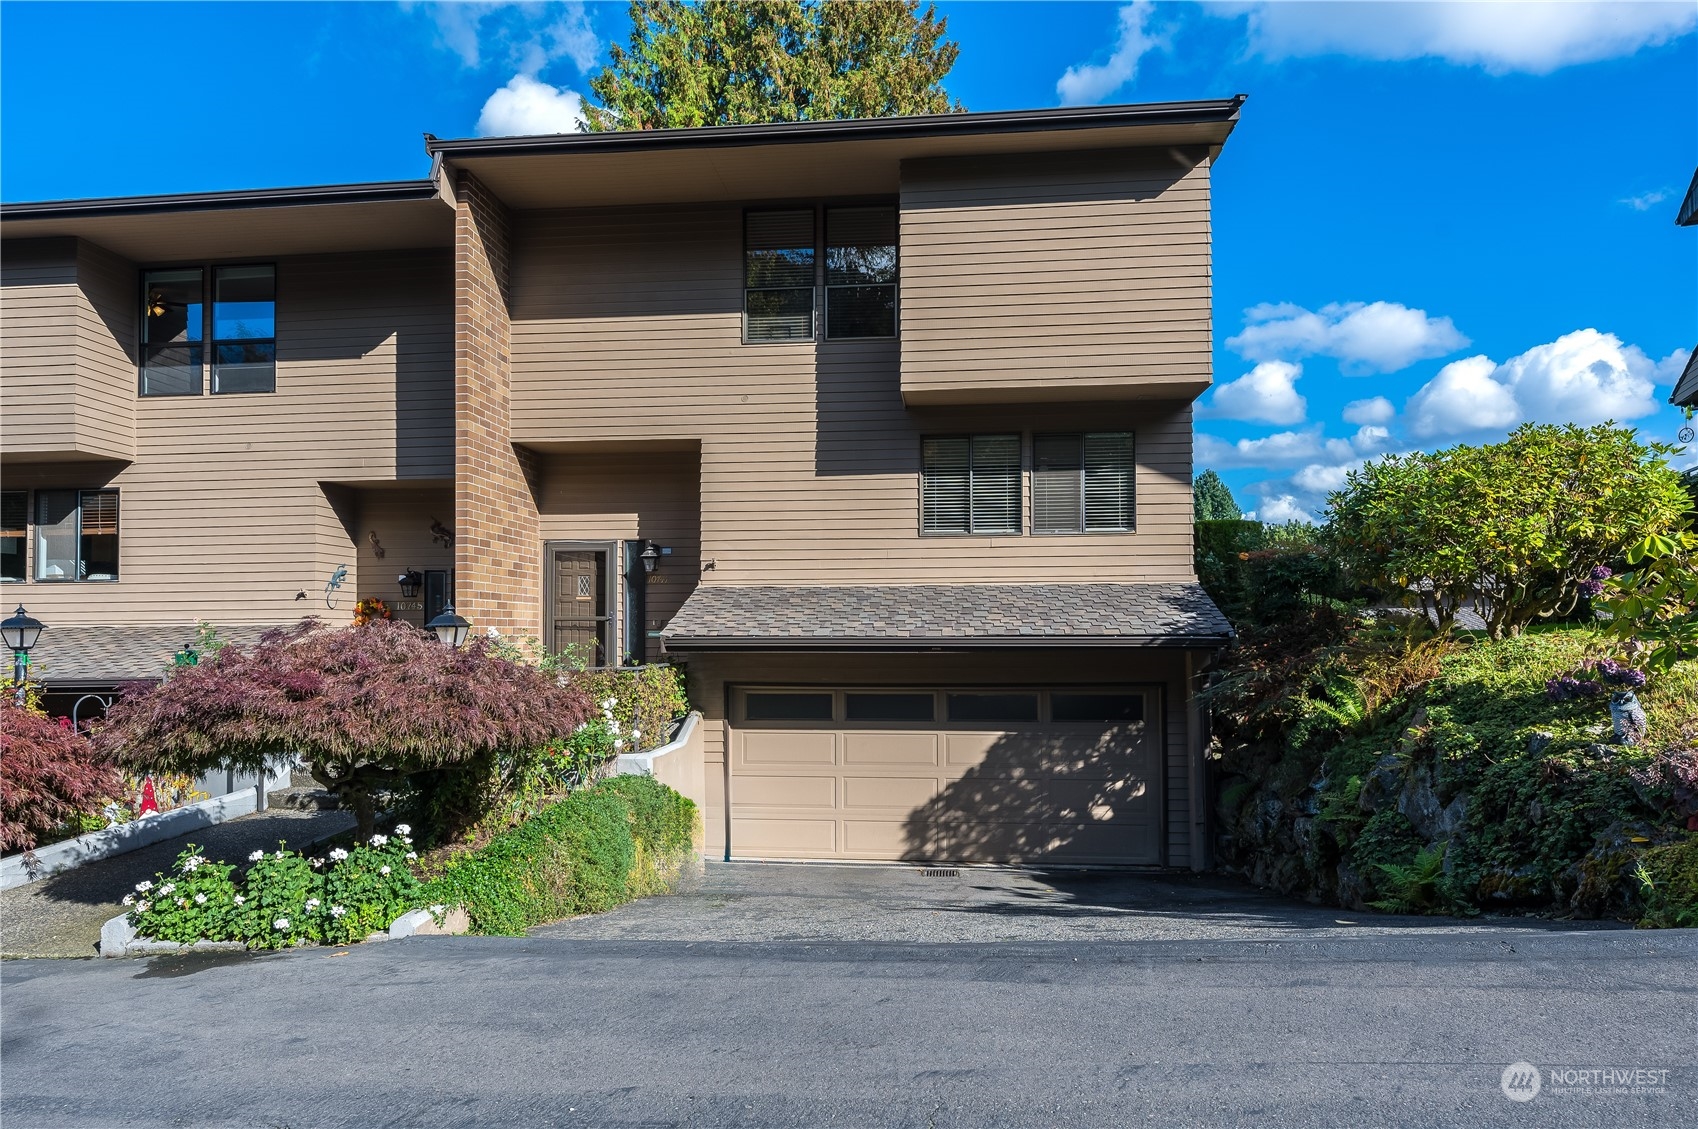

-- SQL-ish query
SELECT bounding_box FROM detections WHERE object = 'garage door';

[728,686,1160,865]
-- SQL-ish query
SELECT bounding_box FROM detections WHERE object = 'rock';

[1359,753,1405,813]
[1476,864,1546,906]
[1528,731,1554,756]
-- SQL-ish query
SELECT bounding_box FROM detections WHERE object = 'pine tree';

[1194,470,1242,521]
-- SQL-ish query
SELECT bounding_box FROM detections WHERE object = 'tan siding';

[899,150,1212,404]
[72,240,138,458]
[2,249,453,626]
[508,205,1196,587]
[350,486,457,628]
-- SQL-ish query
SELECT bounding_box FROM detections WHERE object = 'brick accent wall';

[454,171,541,637]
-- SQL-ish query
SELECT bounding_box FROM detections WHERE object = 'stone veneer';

[453,170,541,637]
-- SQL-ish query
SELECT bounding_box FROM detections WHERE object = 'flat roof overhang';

[428,97,1244,210]
[0,180,452,262]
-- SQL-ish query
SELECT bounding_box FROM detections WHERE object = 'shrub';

[1634,835,1698,929]
[317,829,422,945]
[96,618,592,838]
[567,664,690,755]
[123,846,242,944]
[1,698,123,851]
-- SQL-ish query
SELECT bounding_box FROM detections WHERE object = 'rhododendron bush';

[96,619,592,837]
[1,699,123,851]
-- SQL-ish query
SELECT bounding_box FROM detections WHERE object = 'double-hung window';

[34,490,119,581]
[921,434,1021,534]
[1033,432,1135,533]
[744,210,816,342]
[1,492,26,582]
[141,265,276,395]
[825,206,896,338]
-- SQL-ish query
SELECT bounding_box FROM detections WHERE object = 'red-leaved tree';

[2,700,123,851]
[94,619,592,837]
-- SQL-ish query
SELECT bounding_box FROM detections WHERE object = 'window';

[845,692,935,722]
[1033,432,1134,533]
[1,492,25,581]
[744,692,835,722]
[1051,692,1145,723]
[826,206,896,338]
[745,210,815,342]
[946,692,1039,723]
[922,434,1021,535]
[34,490,118,581]
[141,264,275,395]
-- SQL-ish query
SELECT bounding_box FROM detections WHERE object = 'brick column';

[453,171,540,638]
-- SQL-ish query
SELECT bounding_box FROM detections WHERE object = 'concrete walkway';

[531,860,1630,944]
[0,805,354,959]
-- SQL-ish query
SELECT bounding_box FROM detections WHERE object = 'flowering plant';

[318,825,421,944]
[1544,658,1648,702]
[124,845,242,944]
[351,597,392,627]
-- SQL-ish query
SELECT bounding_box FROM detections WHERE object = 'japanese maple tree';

[2,700,122,851]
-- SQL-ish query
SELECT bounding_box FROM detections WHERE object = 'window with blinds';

[1033,432,1134,533]
[32,489,118,581]
[1,492,25,582]
[745,209,816,342]
[826,206,896,339]
[922,434,1021,534]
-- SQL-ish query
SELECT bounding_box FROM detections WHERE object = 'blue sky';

[4,1,1694,519]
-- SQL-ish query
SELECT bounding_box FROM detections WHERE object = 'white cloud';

[1404,329,1667,439]
[425,1,599,74]
[1223,1,1698,75]
[1196,422,1391,470]
[1227,301,1468,374]
[1619,187,1673,212]
[1290,462,1355,494]
[1342,396,1395,426]
[1255,495,1318,525]
[1204,360,1307,424]
[477,74,586,137]
[1057,1,1161,105]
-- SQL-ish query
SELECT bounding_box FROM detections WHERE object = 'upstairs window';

[744,210,815,342]
[141,264,275,395]
[826,206,896,339]
[34,489,119,581]
[922,434,1021,535]
[1,492,25,581]
[1033,432,1135,533]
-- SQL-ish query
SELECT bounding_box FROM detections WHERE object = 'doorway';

[547,542,616,666]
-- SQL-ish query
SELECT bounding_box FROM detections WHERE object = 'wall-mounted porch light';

[398,569,423,599]
[639,540,661,574]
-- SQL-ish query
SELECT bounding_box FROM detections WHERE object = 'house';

[1675,168,1698,411]
[1,98,1242,869]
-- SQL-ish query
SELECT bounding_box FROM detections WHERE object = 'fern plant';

[1369,843,1469,914]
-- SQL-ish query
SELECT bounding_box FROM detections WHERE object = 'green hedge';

[568,664,690,754]
[422,775,696,936]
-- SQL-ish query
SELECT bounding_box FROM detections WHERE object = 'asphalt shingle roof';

[24,623,290,685]
[662,583,1233,650]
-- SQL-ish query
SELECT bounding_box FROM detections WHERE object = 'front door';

[552,548,611,666]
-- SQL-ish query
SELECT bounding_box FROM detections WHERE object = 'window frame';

[823,204,898,341]
[1,490,27,583]
[31,488,120,583]
[139,262,277,397]
[1031,431,1136,535]
[919,432,1024,537]
[742,207,818,345]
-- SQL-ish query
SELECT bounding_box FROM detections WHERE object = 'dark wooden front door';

[552,549,610,665]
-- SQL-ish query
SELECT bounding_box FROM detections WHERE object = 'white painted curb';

[613,711,699,777]
[101,903,471,957]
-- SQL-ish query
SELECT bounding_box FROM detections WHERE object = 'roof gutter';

[1,179,442,222]
[425,96,1246,160]
[662,633,1234,653]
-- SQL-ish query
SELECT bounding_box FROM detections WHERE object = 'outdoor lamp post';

[2,604,46,703]
[425,603,471,647]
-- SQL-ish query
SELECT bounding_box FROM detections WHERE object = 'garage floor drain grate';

[920,868,960,878]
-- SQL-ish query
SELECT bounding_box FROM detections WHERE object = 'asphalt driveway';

[531,860,1629,943]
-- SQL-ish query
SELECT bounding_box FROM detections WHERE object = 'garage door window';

[845,692,936,722]
[1051,692,1145,722]
[946,692,1039,723]
[744,692,835,721]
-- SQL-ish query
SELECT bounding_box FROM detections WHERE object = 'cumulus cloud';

[1227,301,1469,374]
[1342,396,1395,426]
[1254,495,1318,525]
[426,1,599,73]
[1057,1,1162,105]
[1222,1,1698,75]
[1619,187,1673,212]
[1203,360,1307,425]
[477,73,586,136]
[1404,329,1668,440]
[1196,422,1391,470]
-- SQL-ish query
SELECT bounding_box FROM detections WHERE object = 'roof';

[0,179,439,221]
[661,583,1233,651]
[1679,167,1698,227]
[1672,345,1698,409]
[27,624,291,687]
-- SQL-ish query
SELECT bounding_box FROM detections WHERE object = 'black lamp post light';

[425,603,471,647]
[2,604,45,703]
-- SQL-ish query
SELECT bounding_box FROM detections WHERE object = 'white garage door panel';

[731,686,1161,864]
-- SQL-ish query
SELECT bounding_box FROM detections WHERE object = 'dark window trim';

[742,205,818,346]
[823,203,898,342]
[0,489,27,583]
[742,198,900,346]
[31,488,120,584]
[1032,430,1137,536]
[139,261,276,397]
[919,431,1024,538]
[731,684,1158,726]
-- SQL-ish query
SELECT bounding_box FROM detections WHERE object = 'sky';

[3,1,1694,520]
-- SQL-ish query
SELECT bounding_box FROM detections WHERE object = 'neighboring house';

[1675,168,1697,410]
[1,99,1242,869]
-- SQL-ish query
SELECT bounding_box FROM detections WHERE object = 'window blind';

[922,434,1021,534]
[745,209,815,341]
[1032,432,1133,533]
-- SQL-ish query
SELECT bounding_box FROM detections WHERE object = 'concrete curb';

[4,788,266,891]
[612,711,699,777]
[387,905,472,939]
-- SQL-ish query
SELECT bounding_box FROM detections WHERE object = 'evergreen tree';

[1194,470,1242,521]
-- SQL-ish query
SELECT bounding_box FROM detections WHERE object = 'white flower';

[613,739,624,750]
[305,898,320,911]
[487,625,499,638]
[193,893,208,905]
[159,883,176,896]
[177,898,188,908]
[329,847,348,862]
[233,894,245,906]
[405,852,418,861]
[135,900,150,913]
[310,858,324,869]
[273,850,285,860]
[608,721,621,735]
[248,850,264,862]
[135,880,153,893]
[394,823,411,837]
[274,917,290,932]
[369,833,389,847]
[601,697,616,710]
[122,894,135,906]
[182,856,202,872]
[380,865,391,876]
[330,905,347,918]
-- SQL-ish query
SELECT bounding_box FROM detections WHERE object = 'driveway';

[531,860,1629,943]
